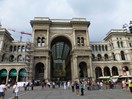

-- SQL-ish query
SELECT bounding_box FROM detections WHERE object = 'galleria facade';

[0,17,132,84]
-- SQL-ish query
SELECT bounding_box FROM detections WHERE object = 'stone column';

[44,56,49,80]
[48,57,51,81]
[16,72,18,82]
[6,73,9,84]
[110,67,112,76]
[87,66,90,77]
[71,58,74,81]
[86,30,90,46]
[101,68,104,76]
[47,29,49,48]
[72,56,78,80]
[73,29,76,47]
[89,55,93,78]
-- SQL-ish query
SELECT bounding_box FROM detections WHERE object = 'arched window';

[104,67,111,76]
[95,45,98,51]
[1,54,5,62]
[117,41,120,48]
[111,43,114,49]
[92,45,94,51]
[9,55,14,62]
[95,67,102,79]
[105,45,108,51]
[22,46,25,52]
[121,51,125,60]
[18,46,21,52]
[25,55,30,63]
[81,37,84,46]
[112,66,118,76]
[102,45,104,51]
[112,52,116,61]
[92,54,95,61]
[9,45,13,52]
[120,41,123,47]
[41,37,45,46]
[17,55,23,62]
[37,37,41,47]
[97,54,102,61]
[14,46,17,52]
[104,54,109,61]
[99,45,101,51]
[77,37,80,46]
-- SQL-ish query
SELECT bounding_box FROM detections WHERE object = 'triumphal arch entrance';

[30,17,93,81]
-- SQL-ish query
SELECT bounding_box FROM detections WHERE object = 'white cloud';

[0,0,132,41]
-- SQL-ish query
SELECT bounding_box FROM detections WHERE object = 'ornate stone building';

[91,29,132,79]
[30,17,92,81]
[0,17,132,84]
[0,28,29,84]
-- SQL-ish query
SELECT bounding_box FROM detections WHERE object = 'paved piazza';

[5,86,132,99]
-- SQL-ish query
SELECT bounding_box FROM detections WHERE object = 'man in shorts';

[0,81,7,99]
[13,82,19,99]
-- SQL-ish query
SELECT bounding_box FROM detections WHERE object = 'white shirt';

[13,84,19,93]
[0,84,6,92]
[100,82,103,86]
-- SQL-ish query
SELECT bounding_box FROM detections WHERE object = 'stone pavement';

[5,86,132,99]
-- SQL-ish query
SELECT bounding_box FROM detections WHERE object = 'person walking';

[122,79,127,91]
[75,81,80,96]
[128,79,132,93]
[63,82,67,90]
[0,81,6,99]
[71,82,75,92]
[41,81,44,89]
[13,82,19,99]
[80,81,85,96]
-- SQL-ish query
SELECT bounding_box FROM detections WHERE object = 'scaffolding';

[25,42,35,81]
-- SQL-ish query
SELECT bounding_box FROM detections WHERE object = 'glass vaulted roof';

[51,42,70,62]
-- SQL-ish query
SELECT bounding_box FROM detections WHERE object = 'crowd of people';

[0,78,132,99]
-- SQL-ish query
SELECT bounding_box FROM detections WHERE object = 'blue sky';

[0,0,132,41]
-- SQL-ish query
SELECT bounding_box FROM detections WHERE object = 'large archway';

[50,36,72,81]
[95,67,102,79]
[79,62,88,79]
[112,66,118,76]
[0,69,7,84]
[9,69,17,84]
[18,68,26,82]
[35,62,44,80]
[104,66,111,76]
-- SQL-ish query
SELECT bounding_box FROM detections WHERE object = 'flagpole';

[20,33,22,42]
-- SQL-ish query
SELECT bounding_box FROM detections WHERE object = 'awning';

[19,69,26,77]
[10,69,17,76]
[0,70,7,77]
[98,76,111,79]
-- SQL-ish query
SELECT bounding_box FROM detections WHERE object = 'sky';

[0,0,132,42]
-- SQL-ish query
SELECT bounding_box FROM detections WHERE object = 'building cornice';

[30,17,90,28]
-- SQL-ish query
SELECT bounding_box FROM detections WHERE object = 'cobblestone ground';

[5,86,132,99]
